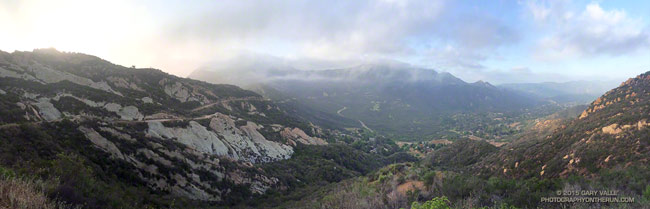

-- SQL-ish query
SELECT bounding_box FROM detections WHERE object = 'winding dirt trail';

[335,106,373,132]
[358,120,373,132]
[191,96,266,112]
[336,106,347,116]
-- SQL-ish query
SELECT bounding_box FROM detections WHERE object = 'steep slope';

[0,49,329,204]
[271,72,649,209]
[479,71,650,179]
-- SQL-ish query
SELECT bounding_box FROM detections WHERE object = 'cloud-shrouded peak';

[189,53,469,87]
[1,0,648,84]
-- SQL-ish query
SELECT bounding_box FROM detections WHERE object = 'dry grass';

[396,180,424,196]
[0,176,77,209]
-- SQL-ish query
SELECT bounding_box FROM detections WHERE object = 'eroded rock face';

[0,50,328,202]
[117,105,144,121]
[33,97,61,121]
[146,114,294,163]
[107,76,144,92]
[209,113,293,163]
[76,124,279,201]
[160,78,208,104]
[78,126,125,159]
[1,63,123,96]
[51,93,144,121]
[147,121,230,156]
[164,81,191,102]
[0,66,40,82]
[281,127,328,146]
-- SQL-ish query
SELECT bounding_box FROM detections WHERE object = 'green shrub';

[409,196,451,209]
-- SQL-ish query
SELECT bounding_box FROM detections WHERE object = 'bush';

[0,170,79,209]
[408,196,451,209]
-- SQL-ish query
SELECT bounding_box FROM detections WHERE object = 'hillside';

[480,71,650,179]
[262,71,650,209]
[0,49,388,207]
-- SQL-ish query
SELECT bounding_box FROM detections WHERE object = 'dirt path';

[0,120,52,129]
[191,97,266,112]
[358,120,373,132]
[113,113,219,125]
[0,123,19,129]
[336,106,347,116]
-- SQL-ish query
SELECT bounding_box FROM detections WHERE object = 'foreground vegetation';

[0,168,79,209]
[269,160,649,209]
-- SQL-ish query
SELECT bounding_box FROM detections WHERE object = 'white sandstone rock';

[33,97,62,121]
[280,127,328,145]
[78,126,125,159]
[208,113,293,163]
[142,97,153,103]
[146,114,293,163]
[146,121,230,156]
[26,63,123,96]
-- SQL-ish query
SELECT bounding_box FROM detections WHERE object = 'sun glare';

[2,0,152,58]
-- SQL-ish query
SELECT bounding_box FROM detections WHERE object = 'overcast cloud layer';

[1,0,649,84]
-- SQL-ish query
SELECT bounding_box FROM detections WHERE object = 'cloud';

[511,66,532,73]
[3,0,645,84]
[421,11,520,74]
[0,0,523,80]
[169,0,446,60]
[532,2,650,60]
[525,0,571,23]
[443,14,520,50]
[446,66,572,84]
[169,0,520,68]
[426,45,487,70]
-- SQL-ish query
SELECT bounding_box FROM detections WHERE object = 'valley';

[3,1,650,208]
[0,49,647,209]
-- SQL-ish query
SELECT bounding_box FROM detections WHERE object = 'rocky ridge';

[477,71,650,179]
[0,49,328,201]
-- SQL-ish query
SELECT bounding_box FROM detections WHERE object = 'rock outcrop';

[78,126,125,159]
[146,113,294,163]
[0,63,122,96]
[0,49,328,202]
[281,127,328,146]
[33,97,61,121]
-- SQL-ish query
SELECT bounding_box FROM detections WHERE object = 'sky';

[1,0,649,84]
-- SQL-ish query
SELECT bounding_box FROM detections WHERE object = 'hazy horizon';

[2,0,649,84]
[2,2,650,208]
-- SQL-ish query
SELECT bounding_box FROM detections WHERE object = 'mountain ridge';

[0,48,338,204]
[190,63,543,141]
[477,71,650,179]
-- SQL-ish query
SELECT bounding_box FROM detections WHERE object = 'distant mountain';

[499,80,619,105]
[479,71,650,178]
[190,63,542,140]
[272,71,650,209]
